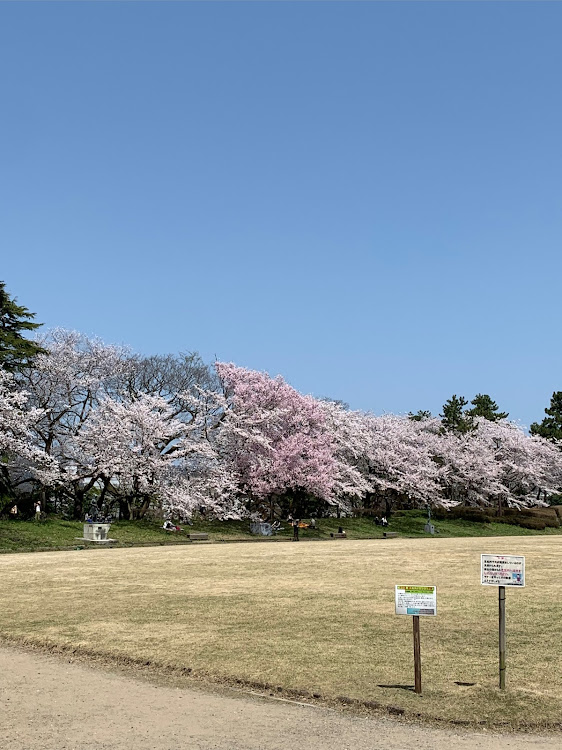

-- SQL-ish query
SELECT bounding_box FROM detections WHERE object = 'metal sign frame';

[481,554,525,587]
[395,585,437,616]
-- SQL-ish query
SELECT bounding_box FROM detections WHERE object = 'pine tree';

[530,392,562,443]
[440,395,474,434]
[467,394,508,422]
[408,410,432,422]
[0,282,45,371]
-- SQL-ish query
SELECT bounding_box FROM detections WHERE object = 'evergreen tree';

[408,410,432,422]
[530,392,562,443]
[440,395,474,434]
[0,282,45,372]
[467,394,508,422]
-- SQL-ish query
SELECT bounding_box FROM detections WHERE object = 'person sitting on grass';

[163,520,182,532]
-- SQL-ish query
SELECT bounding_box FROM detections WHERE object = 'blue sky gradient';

[1,2,560,427]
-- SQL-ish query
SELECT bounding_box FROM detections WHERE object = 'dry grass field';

[1,537,561,727]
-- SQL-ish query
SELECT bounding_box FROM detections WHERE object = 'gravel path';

[0,646,558,750]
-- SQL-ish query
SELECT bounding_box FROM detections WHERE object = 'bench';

[383,532,398,539]
[188,533,209,541]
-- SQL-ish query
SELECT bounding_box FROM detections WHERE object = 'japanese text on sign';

[395,585,437,616]
[481,554,525,587]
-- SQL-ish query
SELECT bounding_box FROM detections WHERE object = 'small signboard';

[395,585,437,616]
[481,554,525,587]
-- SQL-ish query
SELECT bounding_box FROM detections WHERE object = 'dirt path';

[0,646,558,750]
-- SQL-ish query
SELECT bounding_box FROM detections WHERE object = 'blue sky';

[1,2,560,427]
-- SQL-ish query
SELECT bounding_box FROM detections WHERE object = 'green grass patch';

[2,511,562,553]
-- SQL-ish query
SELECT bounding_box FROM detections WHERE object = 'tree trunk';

[98,477,111,512]
[137,497,151,519]
[73,488,84,520]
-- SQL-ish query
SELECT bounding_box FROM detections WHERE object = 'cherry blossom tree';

[126,352,215,424]
[76,390,240,522]
[363,414,447,508]
[468,418,562,506]
[76,394,187,519]
[7,331,561,521]
[315,408,562,513]
[316,400,373,511]
[211,363,338,516]
[183,366,562,517]
[17,329,135,517]
[414,416,562,509]
[0,370,58,511]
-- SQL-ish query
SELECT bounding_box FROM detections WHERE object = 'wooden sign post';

[498,585,506,690]
[481,554,525,690]
[412,614,422,694]
[395,585,437,695]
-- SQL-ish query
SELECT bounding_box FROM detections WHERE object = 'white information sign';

[395,585,437,616]
[481,554,525,587]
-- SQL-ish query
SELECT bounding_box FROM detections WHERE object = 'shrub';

[433,507,494,523]
[527,507,558,518]
[516,508,559,528]
[502,508,521,518]
[519,519,546,530]
[494,515,518,525]
[536,515,559,528]
[435,505,560,528]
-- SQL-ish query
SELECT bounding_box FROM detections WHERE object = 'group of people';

[287,515,318,541]
[85,510,113,524]
[8,502,45,521]
[161,513,388,540]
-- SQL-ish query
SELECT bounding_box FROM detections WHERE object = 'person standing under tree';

[292,518,300,542]
[34,501,41,521]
